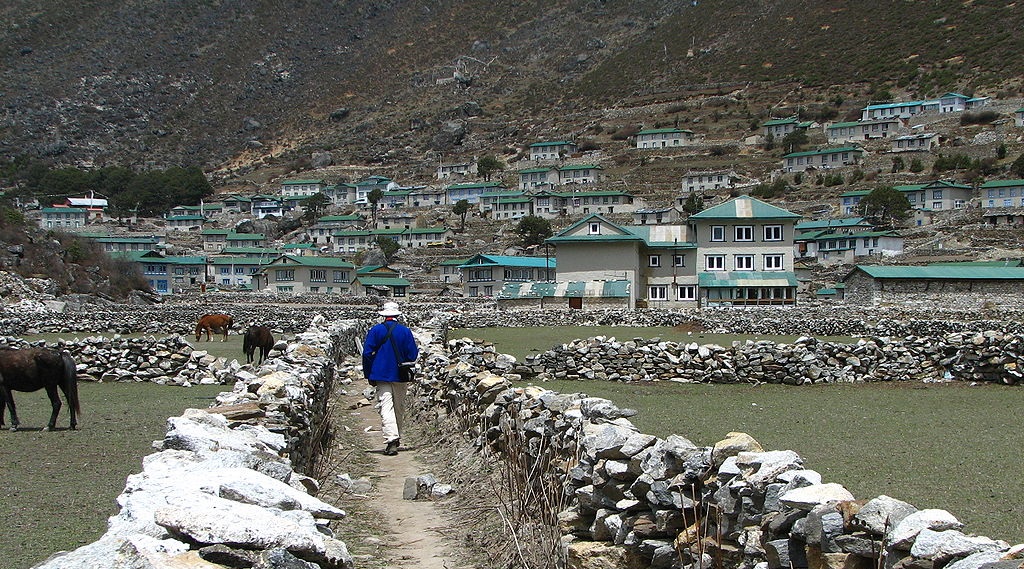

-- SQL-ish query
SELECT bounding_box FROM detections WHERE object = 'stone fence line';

[410,330,1024,569]
[28,315,363,569]
[444,331,1024,386]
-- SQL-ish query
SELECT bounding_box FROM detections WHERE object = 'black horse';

[0,347,80,431]
[243,326,275,365]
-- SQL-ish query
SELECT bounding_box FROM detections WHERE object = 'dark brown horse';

[0,347,80,431]
[195,314,234,342]
[243,326,275,364]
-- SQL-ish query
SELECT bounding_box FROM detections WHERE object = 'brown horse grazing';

[0,347,80,431]
[195,314,234,342]
[243,326,275,365]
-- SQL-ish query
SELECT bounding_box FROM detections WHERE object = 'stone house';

[253,255,355,294]
[634,128,697,149]
[220,195,252,213]
[306,215,365,246]
[115,250,206,294]
[839,190,871,215]
[88,235,164,253]
[446,181,506,204]
[164,214,206,231]
[519,167,555,190]
[251,195,285,219]
[762,117,812,139]
[480,192,532,220]
[528,141,577,161]
[434,258,468,284]
[458,254,556,298]
[530,189,641,220]
[170,204,223,218]
[782,147,864,172]
[842,265,1024,309]
[860,92,988,121]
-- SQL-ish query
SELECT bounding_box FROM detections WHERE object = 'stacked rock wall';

[410,334,1023,569]
[447,332,1024,385]
[31,315,361,569]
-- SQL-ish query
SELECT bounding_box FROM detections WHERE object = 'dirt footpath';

[341,388,460,569]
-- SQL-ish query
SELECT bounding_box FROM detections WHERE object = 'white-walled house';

[528,141,577,161]
[860,92,989,121]
[763,117,812,139]
[782,147,864,172]
[680,170,738,195]
[826,118,901,143]
[280,179,326,197]
[891,133,939,152]
[980,179,1024,209]
[436,161,477,180]
[39,207,88,229]
[634,128,697,149]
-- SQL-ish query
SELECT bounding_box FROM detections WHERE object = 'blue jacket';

[362,319,419,382]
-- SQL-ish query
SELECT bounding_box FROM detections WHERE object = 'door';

[568,297,583,310]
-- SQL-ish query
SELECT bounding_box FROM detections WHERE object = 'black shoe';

[384,440,400,456]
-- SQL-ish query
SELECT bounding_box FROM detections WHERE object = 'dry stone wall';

[440,328,1024,386]
[409,333,1024,569]
[31,315,362,569]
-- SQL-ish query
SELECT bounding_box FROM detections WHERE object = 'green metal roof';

[458,254,554,269]
[221,247,280,254]
[498,280,630,299]
[549,190,632,197]
[318,214,364,222]
[558,164,602,171]
[980,179,1024,189]
[636,128,693,135]
[783,146,862,159]
[447,181,504,190]
[795,217,868,230]
[816,288,838,295]
[529,141,574,148]
[518,167,552,174]
[226,233,266,240]
[201,229,231,235]
[698,271,799,288]
[282,243,317,249]
[355,276,411,286]
[41,207,87,214]
[91,236,160,243]
[827,121,861,129]
[285,256,355,268]
[893,184,926,193]
[208,256,273,265]
[165,215,205,221]
[763,117,798,126]
[851,265,1024,280]
[840,190,872,197]
[689,196,800,220]
[928,260,1024,267]
[332,230,372,237]
[439,258,469,266]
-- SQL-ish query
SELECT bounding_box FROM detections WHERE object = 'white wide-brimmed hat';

[378,301,402,317]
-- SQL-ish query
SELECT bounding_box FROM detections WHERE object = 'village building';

[253,255,355,294]
[446,181,506,204]
[763,117,813,139]
[39,207,88,230]
[680,170,738,195]
[164,214,206,231]
[280,179,326,197]
[859,92,989,121]
[458,254,556,298]
[825,118,902,143]
[782,146,864,172]
[842,265,1024,310]
[634,128,697,149]
[891,133,940,152]
[208,256,273,289]
[528,141,577,161]
[980,179,1024,209]
[633,206,683,226]
[436,161,477,180]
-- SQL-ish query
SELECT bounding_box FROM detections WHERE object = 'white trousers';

[376,382,407,444]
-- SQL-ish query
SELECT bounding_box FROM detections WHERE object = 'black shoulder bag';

[385,322,417,383]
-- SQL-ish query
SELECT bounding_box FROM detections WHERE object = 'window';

[469,268,493,281]
[706,255,725,271]
[235,267,245,275]
[276,285,293,293]
[711,225,725,242]
[275,269,295,281]
[932,201,943,210]
[764,254,784,271]
[764,225,783,241]
[735,226,753,241]
[677,285,697,301]
[310,269,327,282]
[735,255,754,270]
[648,285,668,301]
[648,255,661,267]
[932,190,943,199]
[673,254,685,267]
[505,268,532,281]
[333,270,348,283]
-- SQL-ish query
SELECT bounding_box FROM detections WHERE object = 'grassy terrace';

[455,326,1024,543]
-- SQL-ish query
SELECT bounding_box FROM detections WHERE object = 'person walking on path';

[362,301,419,456]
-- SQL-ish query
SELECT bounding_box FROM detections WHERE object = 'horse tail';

[62,352,82,418]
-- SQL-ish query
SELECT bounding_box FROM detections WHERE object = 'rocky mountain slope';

[3,0,1023,182]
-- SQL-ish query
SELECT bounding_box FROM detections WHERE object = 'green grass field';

[451,326,854,361]
[0,382,226,569]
